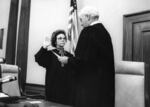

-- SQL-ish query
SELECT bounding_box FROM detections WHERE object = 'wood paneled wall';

[6,0,19,64]
[6,0,31,91]
[16,0,31,91]
[25,83,45,96]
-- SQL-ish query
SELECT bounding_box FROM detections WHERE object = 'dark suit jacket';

[68,23,115,107]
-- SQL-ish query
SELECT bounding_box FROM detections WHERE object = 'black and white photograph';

[0,0,150,107]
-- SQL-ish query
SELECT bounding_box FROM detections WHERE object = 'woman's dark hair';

[51,29,67,47]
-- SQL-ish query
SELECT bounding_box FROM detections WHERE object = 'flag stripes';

[68,0,79,55]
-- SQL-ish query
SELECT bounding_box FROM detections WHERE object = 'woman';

[35,30,73,105]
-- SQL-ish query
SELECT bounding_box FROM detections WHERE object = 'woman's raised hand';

[43,36,50,49]
[43,36,55,50]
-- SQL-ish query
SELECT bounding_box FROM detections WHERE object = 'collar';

[56,48,66,56]
[90,20,100,26]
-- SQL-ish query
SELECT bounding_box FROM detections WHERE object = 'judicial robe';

[68,23,115,107]
[35,47,73,105]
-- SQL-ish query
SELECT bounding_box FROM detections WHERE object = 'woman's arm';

[35,47,50,67]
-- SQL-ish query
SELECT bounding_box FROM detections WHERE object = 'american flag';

[68,0,79,55]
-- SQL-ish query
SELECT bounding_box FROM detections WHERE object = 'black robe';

[35,47,73,105]
[68,23,115,107]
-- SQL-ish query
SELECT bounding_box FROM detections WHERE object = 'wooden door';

[123,10,150,62]
[123,10,150,107]
[133,21,150,63]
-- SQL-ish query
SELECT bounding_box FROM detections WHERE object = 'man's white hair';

[79,6,99,20]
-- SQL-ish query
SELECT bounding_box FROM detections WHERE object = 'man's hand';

[58,56,69,64]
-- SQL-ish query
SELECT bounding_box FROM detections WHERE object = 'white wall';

[26,0,150,84]
[0,0,11,58]
[26,0,70,84]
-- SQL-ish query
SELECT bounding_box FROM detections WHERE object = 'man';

[58,6,115,107]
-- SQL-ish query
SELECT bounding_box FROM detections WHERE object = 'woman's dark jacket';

[35,47,73,105]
